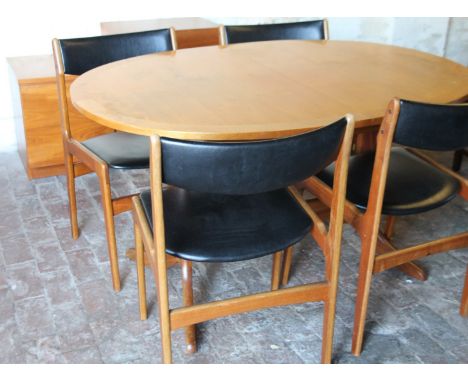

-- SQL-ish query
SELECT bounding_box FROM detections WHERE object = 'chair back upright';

[222,19,328,45]
[52,28,176,139]
[393,100,468,151]
[160,118,348,195]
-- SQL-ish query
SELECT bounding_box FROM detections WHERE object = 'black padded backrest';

[224,20,325,44]
[394,99,468,151]
[161,118,347,195]
[58,29,173,75]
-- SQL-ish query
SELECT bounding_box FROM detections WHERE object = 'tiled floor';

[0,148,467,364]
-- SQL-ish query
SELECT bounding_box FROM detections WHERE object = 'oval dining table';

[71,40,468,141]
[70,39,468,277]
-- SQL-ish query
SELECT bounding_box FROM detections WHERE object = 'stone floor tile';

[54,225,92,252]
[42,268,79,306]
[56,325,96,354]
[65,248,102,284]
[0,266,7,289]
[23,216,56,245]
[0,149,466,363]
[44,200,72,228]
[11,178,36,198]
[450,342,468,363]
[89,319,142,363]
[15,296,55,340]
[6,261,43,300]
[0,190,18,215]
[21,335,66,363]
[400,328,458,363]
[17,195,47,221]
[284,338,322,364]
[0,210,23,239]
[407,304,466,345]
[354,333,421,364]
[0,319,26,363]
[0,233,34,265]
[78,279,120,322]
[36,181,66,203]
[32,241,68,273]
[0,289,16,322]
[0,250,5,268]
[63,346,103,364]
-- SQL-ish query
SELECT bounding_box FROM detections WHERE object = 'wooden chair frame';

[461,267,468,316]
[52,29,178,292]
[291,99,468,356]
[460,268,468,317]
[218,18,329,47]
[131,115,354,363]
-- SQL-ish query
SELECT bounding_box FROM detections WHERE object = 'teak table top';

[71,40,468,140]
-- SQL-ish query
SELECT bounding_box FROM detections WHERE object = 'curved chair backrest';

[57,29,174,75]
[160,118,347,195]
[223,20,327,45]
[394,99,468,151]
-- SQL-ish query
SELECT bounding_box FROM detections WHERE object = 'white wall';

[0,14,467,124]
[209,17,468,63]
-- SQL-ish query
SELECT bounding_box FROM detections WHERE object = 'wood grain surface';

[71,40,468,140]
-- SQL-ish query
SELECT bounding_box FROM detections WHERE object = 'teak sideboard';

[8,18,219,179]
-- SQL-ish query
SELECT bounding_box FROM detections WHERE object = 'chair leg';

[384,215,396,240]
[351,245,375,356]
[97,166,121,292]
[271,251,283,291]
[461,267,468,317]
[281,246,294,287]
[181,260,197,353]
[321,299,337,364]
[64,149,79,240]
[153,256,173,364]
[135,223,147,320]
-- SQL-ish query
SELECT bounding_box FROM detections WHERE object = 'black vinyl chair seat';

[82,132,149,170]
[318,147,460,216]
[139,187,312,263]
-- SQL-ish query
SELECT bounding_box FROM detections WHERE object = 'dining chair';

[131,115,355,363]
[52,28,177,292]
[285,99,468,356]
[219,19,328,45]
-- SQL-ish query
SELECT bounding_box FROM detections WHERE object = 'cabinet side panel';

[8,65,30,177]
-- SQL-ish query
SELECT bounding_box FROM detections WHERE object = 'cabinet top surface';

[100,17,218,35]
